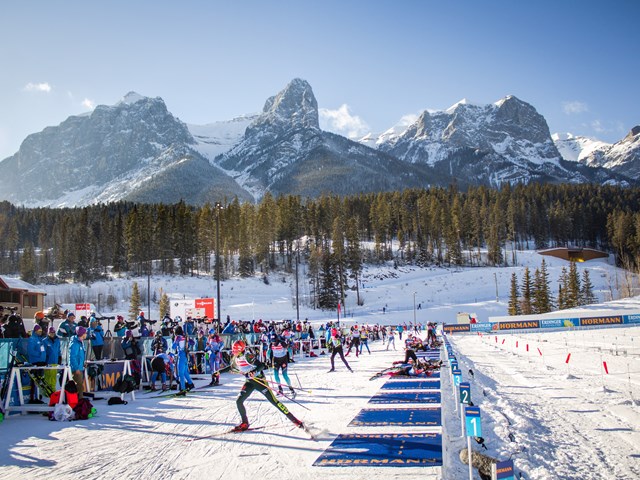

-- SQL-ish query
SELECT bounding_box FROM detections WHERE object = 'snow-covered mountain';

[361,96,629,187]
[553,127,640,180]
[216,78,433,200]
[0,92,251,206]
[0,81,635,207]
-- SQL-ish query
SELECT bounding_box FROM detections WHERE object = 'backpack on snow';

[113,374,137,393]
[73,398,94,420]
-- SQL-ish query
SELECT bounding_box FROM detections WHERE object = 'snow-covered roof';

[0,275,46,294]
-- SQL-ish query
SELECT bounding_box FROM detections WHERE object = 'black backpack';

[113,374,137,393]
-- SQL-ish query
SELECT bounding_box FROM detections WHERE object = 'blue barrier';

[368,391,441,404]
[380,380,440,390]
[349,408,441,427]
[314,432,443,467]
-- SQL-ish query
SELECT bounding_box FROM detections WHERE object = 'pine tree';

[581,269,597,305]
[129,282,141,321]
[19,242,37,284]
[567,261,581,308]
[521,267,533,315]
[533,258,553,313]
[345,218,363,306]
[557,266,569,309]
[159,289,170,319]
[508,272,520,316]
[318,249,339,309]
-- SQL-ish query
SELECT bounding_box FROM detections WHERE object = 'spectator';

[113,315,127,337]
[43,327,61,392]
[121,330,140,360]
[4,311,28,338]
[57,312,77,338]
[89,318,105,360]
[70,326,88,399]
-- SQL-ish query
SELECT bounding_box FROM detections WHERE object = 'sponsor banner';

[497,320,540,331]
[539,318,578,329]
[579,316,623,327]
[493,459,515,480]
[444,324,471,333]
[98,362,126,392]
[624,314,640,324]
[470,323,493,332]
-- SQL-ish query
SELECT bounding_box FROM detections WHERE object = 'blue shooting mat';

[380,380,441,390]
[385,370,440,379]
[368,391,441,404]
[349,408,442,427]
[313,432,443,467]
[416,351,441,358]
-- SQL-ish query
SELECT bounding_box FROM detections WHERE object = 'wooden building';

[0,276,47,320]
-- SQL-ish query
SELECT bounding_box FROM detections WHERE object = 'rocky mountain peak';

[256,78,319,132]
[623,126,640,142]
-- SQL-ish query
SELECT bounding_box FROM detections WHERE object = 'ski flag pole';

[603,361,609,374]
[502,339,506,345]
[566,353,571,376]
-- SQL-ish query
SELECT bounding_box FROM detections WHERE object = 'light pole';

[413,291,417,326]
[97,293,102,315]
[295,241,300,323]
[494,272,499,302]
[215,202,223,330]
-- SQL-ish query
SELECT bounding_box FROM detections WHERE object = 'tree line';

[1,183,639,311]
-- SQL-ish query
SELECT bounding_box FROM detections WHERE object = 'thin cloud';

[24,82,52,93]
[319,104,369,139]
[82,98,95,110]
[562,101,588,115]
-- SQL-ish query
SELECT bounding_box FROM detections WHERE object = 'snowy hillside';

[188,115,257,162]
[3,250,640,480]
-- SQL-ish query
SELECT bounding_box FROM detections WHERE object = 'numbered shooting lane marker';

[459,382,471,404]
[464,406,481,437]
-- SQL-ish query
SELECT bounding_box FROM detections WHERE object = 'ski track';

[1,340,444,480]
[449,333,640,480]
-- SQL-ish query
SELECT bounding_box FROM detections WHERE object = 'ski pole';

[252,377,310,411]
[261,377,311,394]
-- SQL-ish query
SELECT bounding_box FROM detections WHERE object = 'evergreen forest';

[2,183,640,311]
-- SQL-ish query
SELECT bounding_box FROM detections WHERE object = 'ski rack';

[3,365,72,416]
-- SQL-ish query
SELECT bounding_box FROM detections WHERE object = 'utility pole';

[215,202,223,330]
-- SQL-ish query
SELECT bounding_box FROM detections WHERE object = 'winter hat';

[48,327,56,334]
[76,326,87,336]
[125,330,133,337]
[67,312,76,318]
[34,324,42,332]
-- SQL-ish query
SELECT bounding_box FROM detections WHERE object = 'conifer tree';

[19,242,37,284]
[581,269,597,305]
[345,218,363,306]
[557,266,569,309]
[129,282,141,321]
[521,267,533,315]
[508,272,520,316]
[318,249,339,309]
[159,289,170,319]
[567,261,581,308]
[533,258,553,313]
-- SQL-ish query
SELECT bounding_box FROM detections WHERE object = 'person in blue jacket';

[28,324,47,365]
[69,326,88,399]
[44,327,62,364]
[172,334,194,394]
[57,312,77,338]
[89,318,105,361]
[43,326,62,392]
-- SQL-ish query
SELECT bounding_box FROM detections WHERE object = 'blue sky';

[1,0,638,160]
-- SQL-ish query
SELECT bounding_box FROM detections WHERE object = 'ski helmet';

[232,340,246,356]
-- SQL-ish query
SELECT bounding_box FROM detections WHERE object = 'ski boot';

[186,382,195,391]
[289,387,296,399]
[161,383,168,391]
[150,383,157,392]
[232,422,250,432]
[277,387,284,396]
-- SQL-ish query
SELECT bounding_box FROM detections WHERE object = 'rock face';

[0,93,251,206]
[552,127,640,181]
[217,79,434,200]
[0,81,634,207]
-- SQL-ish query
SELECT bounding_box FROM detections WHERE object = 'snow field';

[446,327,640,480]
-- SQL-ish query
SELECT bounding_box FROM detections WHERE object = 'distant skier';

[268,335,296,397]
[172,334,194,394]
[327,329,353,373]
[231,340,304,432]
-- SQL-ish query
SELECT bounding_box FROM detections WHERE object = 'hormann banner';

[498,320,540,330]
[579,316,623,327]
[444,324,471,333]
